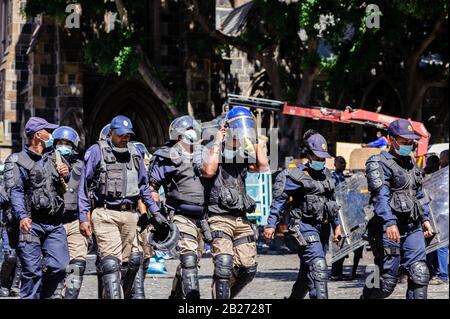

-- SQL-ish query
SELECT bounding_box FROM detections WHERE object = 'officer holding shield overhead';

[264,130,343,299]
[3,117,70,299]
[78,115,165,299]
[361,119,434,299]
[199,107,270,299]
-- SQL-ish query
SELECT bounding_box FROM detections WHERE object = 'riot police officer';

[199,107,270,299]
[149,115,206,299]
[78,115,164,299]
[361,119,434,299]
[51,126,87,299]
[0,163,21,297]
[3,117,70,299]
[264,130,342,299]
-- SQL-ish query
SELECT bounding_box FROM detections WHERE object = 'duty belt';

[96,203,136,211]
[211,230,255,246]
[19,234,41,245]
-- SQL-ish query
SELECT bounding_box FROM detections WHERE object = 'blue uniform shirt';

[371,151,431,227]
[367,136,388,148]
[8,148,59,221]
[267,163,341,228]
[78,143,159,223]
[149,147,204,216]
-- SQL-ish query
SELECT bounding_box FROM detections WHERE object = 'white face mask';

[181,129,198,145]
[223,148,238,159]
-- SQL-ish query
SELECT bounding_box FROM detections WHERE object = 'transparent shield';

[424,166,449,254]
[331,173,371,263]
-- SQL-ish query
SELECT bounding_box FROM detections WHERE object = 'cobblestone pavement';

[1,251,447,299]
[74,252,448,299]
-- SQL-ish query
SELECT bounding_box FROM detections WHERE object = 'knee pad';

[409,261,430,286]
[100,256,121,275]
[310,258,328,282]
[380,273,397,296]
[214,254,233,280]
[67,259,86,277]
[127,252,143,271]
[181,253,198,270]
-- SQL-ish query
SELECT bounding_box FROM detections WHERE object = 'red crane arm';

[282,104,430,157]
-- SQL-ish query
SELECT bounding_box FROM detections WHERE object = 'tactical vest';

[4,152,63,216]
[64,159,84,212]
[153,145,204,206]
[207,163,256,214]
[287,166,339,224]
[379,153,427,219]
[95,140,140,201]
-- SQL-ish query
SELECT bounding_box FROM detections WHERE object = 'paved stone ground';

[1,250,447,299]
[75,252,448,299]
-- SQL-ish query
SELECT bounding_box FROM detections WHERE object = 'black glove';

[137,213,150,232]
[151,211,169,226]
[199,219,213,244]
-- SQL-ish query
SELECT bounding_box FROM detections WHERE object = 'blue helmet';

[225,106,256,142]
[168,115,201,145]
[53,126,80,148]
[132,141,150,158]
[99,124,111,141]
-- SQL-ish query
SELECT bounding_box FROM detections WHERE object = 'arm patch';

[366,155,384,192]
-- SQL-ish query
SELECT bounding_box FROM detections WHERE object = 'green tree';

[24,0,175,110]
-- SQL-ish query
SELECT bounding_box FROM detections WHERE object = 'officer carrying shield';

[149,115,206,299]
[361,119,434,299]
[264,130,343,299]
[3,117,70,299]
[78,115,164,299]
[199,107,270,299]
[51,126,87,299]
[0,163,22,297]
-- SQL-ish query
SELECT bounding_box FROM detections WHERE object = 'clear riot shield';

[424,166,449,254]
[331,173,372,263]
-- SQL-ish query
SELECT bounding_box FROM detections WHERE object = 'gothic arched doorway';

[86,80,174,149]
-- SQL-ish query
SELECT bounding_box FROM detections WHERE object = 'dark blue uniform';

[4,148,69,299]
[268,163,341,299]
[78,143,159,221]
[362,150,431,299]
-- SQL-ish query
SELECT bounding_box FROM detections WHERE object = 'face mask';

[112,146,129,153]
[393,138,413,157]
[181,129,198,145]
[395,144,414,157]
[56,145,73,157]
[39,133,54,150]
[223,148,238,160]
[310,160,326,171]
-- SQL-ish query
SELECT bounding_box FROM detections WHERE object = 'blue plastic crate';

[246,172,272,227]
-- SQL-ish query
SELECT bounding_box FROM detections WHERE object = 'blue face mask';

[223,148,237,160]
[39,133,54,150]
[395,144,414,157]
[56,145,73,157]
[310,160,326,171]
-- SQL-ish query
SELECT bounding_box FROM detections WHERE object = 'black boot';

[9,259,21,297]
[0,252,17,297]
[121,252,143,299]
[64,259,86,299]
[100,256,123,299]
[131,264,146,299]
